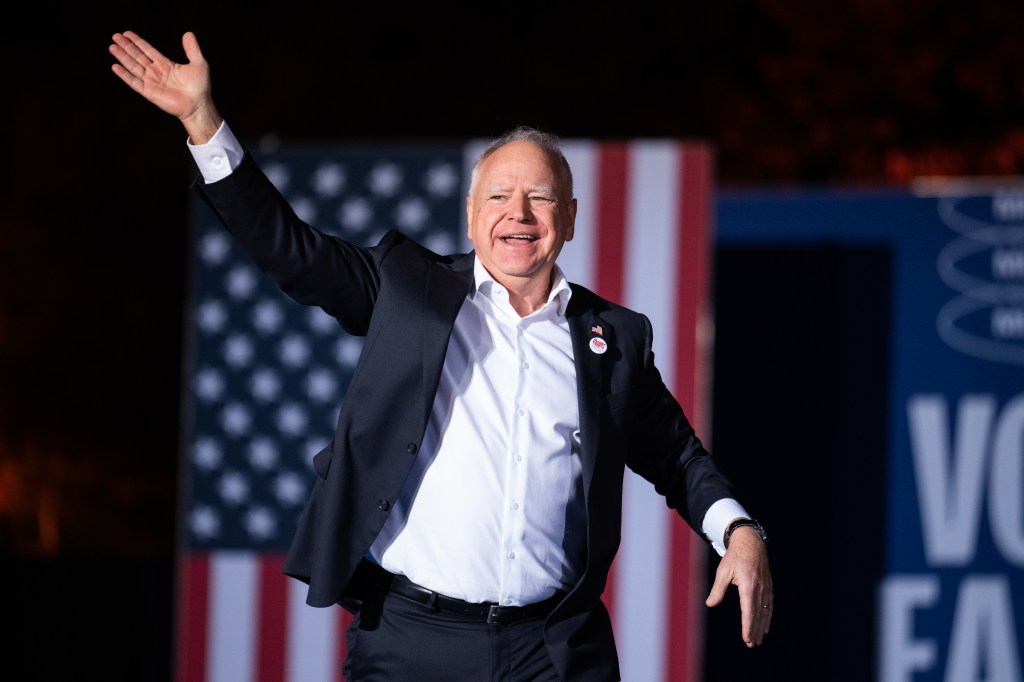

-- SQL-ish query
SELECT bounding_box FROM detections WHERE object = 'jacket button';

[377,498,390,511]
[407,443,417,454]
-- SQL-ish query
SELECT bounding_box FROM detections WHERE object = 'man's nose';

[508,193,533,221]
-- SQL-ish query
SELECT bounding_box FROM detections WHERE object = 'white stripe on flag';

[286,577,339,682]
[624,140,680,386]
[558,140,598,291]
[614,142,682,682]
[618,472,671,681]
[209,552,257,682]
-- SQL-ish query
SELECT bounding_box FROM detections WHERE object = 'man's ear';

[566,197,577,242]
[465,195,474,241]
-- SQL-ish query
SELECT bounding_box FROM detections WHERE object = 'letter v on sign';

[906,394,993,566]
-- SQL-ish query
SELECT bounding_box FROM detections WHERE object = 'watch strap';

[724,517,768,549]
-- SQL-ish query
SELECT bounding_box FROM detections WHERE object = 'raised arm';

[109,30,223,144]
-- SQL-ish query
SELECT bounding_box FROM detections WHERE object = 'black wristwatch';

[724,517,768,549]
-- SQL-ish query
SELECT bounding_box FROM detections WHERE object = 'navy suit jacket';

[195,151,738,681]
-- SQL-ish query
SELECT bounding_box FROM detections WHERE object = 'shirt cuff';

[702,498,751,556]
[187,120,244,184]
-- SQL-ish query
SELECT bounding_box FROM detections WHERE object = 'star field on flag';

[184,144,465,551]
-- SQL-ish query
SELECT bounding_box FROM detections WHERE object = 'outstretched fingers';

[705,528,773,648]
[110,33,148,89]
[111,31,174,82]
[118,31,162,68]
[738,578,773,647]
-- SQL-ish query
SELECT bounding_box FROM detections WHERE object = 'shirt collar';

[472,257,573,318]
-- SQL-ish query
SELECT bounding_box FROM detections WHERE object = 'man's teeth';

[502,235,537,241]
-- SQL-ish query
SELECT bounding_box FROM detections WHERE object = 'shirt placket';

[497,308,531,606]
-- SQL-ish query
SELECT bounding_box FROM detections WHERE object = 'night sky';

[2,1,1023,677]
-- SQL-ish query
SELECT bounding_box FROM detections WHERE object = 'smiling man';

[466,136,577,316]
[110,28,773,682]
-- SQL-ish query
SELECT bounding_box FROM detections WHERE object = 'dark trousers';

[342,587,561,681]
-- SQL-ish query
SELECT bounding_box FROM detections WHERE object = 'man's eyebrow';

[525,184,557,196]
[481,183,558,197]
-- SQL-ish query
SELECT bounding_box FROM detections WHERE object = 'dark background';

[2,2,1022,680]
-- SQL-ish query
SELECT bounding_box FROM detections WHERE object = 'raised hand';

[109,31,222,143]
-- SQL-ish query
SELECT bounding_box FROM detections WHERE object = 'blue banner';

[718,182,1024,682]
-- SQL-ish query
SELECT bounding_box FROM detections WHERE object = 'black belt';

[387,572,564,626]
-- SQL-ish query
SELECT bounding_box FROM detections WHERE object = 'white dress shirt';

[370,258,584,605]
[188,122,751,606]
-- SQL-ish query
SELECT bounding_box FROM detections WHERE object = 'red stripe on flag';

[595,142,629,623]
[594,143,629,301]
[336,607,354,680]
[666,144,713,682]
[257,554,288,682]
[176,553,209,682]
[675,143,712,429]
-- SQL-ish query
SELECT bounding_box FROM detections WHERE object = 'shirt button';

[377,498,390,511]
[522,361,530,369]
[507,551,515,559]
[518,408,525,416]
[504,598,513,605]
[512,502,520,510]
[515,454,523,462]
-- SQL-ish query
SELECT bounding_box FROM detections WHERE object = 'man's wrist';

[182,103,224,145]
[723,517,768,549]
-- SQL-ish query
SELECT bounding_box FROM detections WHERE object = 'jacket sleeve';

[191,150,405,336]
[622,313,737,533]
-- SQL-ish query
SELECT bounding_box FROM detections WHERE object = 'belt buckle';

[486,604,501,625]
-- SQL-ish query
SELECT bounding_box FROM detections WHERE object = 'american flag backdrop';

[177,137,714,682]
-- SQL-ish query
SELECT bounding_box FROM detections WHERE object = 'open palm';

[109,31,211,121]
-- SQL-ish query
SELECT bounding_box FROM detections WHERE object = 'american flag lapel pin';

[589,323,608,355]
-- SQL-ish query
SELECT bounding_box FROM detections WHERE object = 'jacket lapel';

[419,253,475,428]
[566,290,610,495]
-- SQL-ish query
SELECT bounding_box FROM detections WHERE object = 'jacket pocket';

[312,443,334,479]
[606,386,636,413]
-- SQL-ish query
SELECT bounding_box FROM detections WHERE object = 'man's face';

[466,141,576,292]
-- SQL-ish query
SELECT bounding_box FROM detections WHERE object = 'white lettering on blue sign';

[878,575,939,682]
[879,394,1024,681]
[878,575,1022,682]
[907,394,1024,566]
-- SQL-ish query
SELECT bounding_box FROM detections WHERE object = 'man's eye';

[490,195,506,201]
[530,196,554,203]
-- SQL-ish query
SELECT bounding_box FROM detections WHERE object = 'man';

[110,29,773,681]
